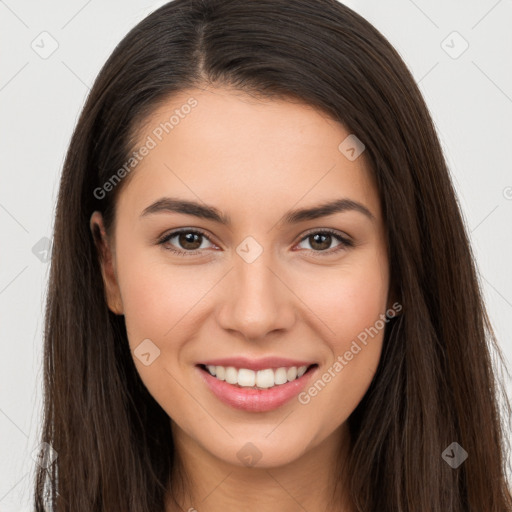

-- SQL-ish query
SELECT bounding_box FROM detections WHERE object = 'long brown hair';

[35,0,512,510]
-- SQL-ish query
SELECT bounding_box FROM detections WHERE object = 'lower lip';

[196,365,318,412]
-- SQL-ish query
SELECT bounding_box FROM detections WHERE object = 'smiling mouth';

[197,363,318,390]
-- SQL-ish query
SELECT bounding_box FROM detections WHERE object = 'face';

[91,86,392,469]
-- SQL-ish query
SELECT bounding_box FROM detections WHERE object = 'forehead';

[117,86,380,223]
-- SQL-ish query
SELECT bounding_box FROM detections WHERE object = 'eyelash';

[157,228,354,257]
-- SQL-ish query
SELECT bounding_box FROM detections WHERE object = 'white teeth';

[287,367,297,381]
[225,367,238,384]
[205,364,311,388]
[238,368,256,387]
[256,369,274,388]
[274,367,288,385]
[215,366,226,381]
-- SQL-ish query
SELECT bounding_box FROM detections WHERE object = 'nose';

[216,250,296,342]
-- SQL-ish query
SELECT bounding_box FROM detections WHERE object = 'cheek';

[114,248,207,410]
[116,246,212,346]
[294,253,388,411]
[301,252,389,345]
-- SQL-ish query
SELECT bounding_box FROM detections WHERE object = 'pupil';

[180,232,201,249]
[311,233,330,250]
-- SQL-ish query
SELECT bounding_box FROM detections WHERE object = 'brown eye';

[297,230,353,254]
[158,229,215,255]
[309,233,333,251]
[177,232,203,250]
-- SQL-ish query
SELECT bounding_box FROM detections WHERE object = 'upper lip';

[197,356,317,372]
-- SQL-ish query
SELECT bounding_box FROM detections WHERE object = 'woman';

[35,0,512,510]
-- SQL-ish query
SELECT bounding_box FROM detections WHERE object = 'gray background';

[1,0,511,509]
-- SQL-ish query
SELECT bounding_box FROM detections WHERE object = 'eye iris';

[310,233,331,251]
[179,232,202,250]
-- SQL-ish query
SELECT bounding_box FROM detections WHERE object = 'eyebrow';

[139,197,375,225]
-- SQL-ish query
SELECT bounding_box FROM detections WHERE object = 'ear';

[89,211,124,315]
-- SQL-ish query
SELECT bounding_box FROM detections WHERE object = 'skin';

[90,86,393,512]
